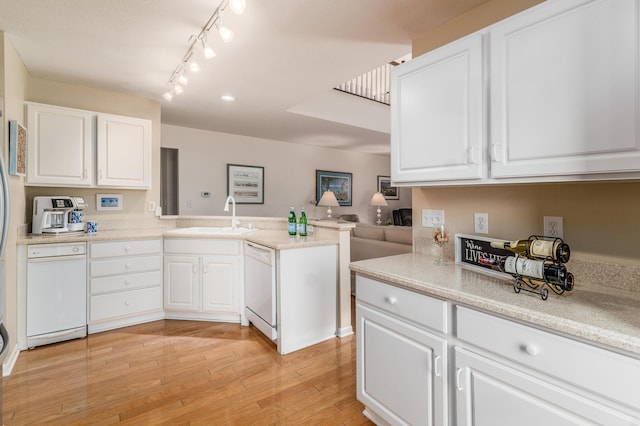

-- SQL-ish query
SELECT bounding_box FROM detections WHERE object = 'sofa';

[348,222,413,294]
[350,223,413,262]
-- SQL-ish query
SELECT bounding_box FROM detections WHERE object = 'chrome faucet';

[224,196,240,230]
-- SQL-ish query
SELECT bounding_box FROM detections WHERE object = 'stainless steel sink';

[166,227,255,235]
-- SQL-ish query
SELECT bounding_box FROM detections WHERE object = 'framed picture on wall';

[377,176,399,200]
[8,120,26,176]
[227,164,264,204]
[316,170,352,206]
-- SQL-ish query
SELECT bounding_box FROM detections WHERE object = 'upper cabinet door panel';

[97,113,152,188]
[26,103,94,186]
[391,33,484,184]
[490,0,640,178]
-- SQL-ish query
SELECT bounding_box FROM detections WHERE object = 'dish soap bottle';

[298,208,308,237]
[288,207,297,236]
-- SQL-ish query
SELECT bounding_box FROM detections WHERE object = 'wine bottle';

[490,239,570,263]
[298,207,307,237]
[498,256,574,291]
[288,207,297,236]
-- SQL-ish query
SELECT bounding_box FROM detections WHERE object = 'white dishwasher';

[244,241,277,340]
[27,242,87,348]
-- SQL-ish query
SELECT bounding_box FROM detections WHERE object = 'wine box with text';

[454,233,514,281]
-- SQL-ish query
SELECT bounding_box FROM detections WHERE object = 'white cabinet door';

[26,102,94,186]
[454,347,639,426]
[490,0,640,179]
[201,255,240,313]
[357,303,447,426]
[391,33,484,184]
[164,255,199,311]
[97,113,152,188]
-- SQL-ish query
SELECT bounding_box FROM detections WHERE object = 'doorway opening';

[161,148,179,215]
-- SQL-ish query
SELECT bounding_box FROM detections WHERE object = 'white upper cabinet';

[97,113,152,188]
[25,102,152,189]
[490,0,640,180]
[26,102,94,186]
[391,33,485,184]
[391,0,640,186]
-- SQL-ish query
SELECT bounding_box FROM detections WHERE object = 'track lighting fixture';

[217,23,234,43]
[162,0,246,102]
[201,37,216,60]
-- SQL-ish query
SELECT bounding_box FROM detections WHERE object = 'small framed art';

[377,175,399,200]
[96,194,123,211]
[8,120,26,176]
[227,164,264,204]
[316,170,352,206]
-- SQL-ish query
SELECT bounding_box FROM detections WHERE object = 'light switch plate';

[422,209,444,227]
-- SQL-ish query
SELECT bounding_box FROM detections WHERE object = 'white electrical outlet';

[421,209,444,227]
[474,213,489,234]
[148,201,156,212]
[544,216,563,238]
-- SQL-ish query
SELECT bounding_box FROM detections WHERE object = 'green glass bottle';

[298,207,308,237]
[288,207,297,236]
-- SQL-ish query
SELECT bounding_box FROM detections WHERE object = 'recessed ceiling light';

[221,95,236,102]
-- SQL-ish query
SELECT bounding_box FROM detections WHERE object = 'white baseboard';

[337,326,353,338]
[3,343,20,377]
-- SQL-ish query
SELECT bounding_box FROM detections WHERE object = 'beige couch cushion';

[352,225,385,241]
[384,227,412,245]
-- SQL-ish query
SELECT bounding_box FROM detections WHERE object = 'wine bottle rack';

[510,235,574,301]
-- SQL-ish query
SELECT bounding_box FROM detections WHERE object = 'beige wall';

[1,33,162,359]
[161,124,411,225]
[2,33,30,353]
[410,0,640,267]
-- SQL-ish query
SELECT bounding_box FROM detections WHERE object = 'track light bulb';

[163,91,173,101]
[218,25,234,43]
[229,0,246,15]
[203,45,216,59]
[174,84,184,94]
[178,74,188,85]
[190,60,201,73]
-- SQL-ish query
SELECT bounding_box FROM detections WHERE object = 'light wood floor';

[3,306,372,425]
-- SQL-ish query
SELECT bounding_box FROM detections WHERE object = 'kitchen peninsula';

[13,216,355,358]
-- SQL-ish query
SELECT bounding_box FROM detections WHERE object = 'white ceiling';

[0,0,489,154]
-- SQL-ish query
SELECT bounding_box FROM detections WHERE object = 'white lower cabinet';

[454,306,640,426]
[355,274,640,426]
[88,239,163,333]
[356,275,448,426]
[163,239,242,322]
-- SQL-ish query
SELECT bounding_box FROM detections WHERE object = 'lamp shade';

[318,190,339,219]
[369,192,388,207]
[318,191,339,207]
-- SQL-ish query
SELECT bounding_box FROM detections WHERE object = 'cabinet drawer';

[164,239,241,255]
[356,275,447,333]
[456,306,640,410]
[90,270,161,294]
[90,286,162,322]
[90,255,161,277]
[90,239,162,259]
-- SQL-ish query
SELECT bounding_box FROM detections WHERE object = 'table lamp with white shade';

[317,190,339,219]
[370,192,388,225]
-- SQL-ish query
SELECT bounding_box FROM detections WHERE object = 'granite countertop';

[350,252,640,357]
[18,228,337,250]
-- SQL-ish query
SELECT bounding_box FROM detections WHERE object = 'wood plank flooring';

[3,305,372,425]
